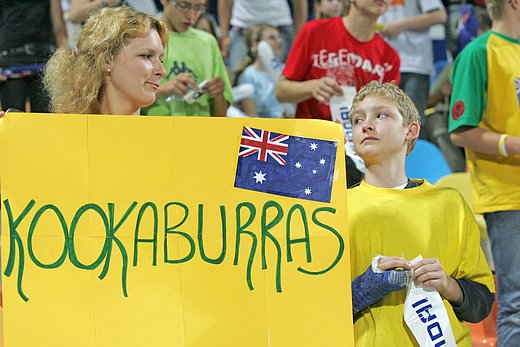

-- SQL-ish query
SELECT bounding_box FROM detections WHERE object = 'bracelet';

[498,134,509,156]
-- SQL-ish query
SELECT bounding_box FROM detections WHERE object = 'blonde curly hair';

[350,81,420,154]
[44,6,167,114]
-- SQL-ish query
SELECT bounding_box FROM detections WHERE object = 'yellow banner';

[0,114,353,346]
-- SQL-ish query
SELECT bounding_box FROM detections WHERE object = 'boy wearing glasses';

[145,0,233,116]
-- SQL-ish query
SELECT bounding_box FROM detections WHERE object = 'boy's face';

[351,0,389,18]
[351,96,419,164]
[162,0,206,33]
[315,0,344,19]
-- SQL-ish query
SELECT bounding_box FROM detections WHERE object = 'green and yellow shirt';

[449,31,520,213]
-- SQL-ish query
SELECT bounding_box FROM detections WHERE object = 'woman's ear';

[406,121,420,141]
[103,62,112,75]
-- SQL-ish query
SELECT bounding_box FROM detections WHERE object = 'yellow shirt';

[449,31,520,213]
[348,180,494,346]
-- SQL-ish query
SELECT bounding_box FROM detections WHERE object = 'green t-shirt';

[144,28,233,116]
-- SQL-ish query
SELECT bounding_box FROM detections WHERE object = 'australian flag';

[234,126,337,203]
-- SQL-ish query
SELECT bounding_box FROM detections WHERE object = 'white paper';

[404,256,456,347]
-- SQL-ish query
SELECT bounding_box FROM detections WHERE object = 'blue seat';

[406,139,452,183]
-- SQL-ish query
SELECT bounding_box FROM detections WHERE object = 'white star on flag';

[253,171,267,184]
[295,161,302,168]
[310,143,318,150]
[304,188,312,195]
[319,158,326,165]
[312,170,317,174]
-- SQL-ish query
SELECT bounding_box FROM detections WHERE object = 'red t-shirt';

[283,17,401,120]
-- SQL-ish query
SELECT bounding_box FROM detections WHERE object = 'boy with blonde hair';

[349,81,495,346]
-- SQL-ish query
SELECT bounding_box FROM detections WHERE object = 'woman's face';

[104,29,165,114]
[260,27,283,57]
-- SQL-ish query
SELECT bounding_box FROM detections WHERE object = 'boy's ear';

[405,121,420,141]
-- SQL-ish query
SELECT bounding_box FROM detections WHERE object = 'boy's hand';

[162,73,198,96]
[310,77,343,104]
[203,77,225,97]
[377,256,412,272]
[413,258,463,305]
[352,256,411,315]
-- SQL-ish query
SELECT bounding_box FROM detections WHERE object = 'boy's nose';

[186,10,199,21]
[362,121,375,132]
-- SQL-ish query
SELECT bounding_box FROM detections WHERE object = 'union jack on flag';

[515,77,520,106]
[239,126,289,165]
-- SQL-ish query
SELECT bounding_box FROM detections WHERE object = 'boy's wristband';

[498,134,509,156]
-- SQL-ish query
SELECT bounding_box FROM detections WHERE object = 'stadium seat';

[406,139,452,183]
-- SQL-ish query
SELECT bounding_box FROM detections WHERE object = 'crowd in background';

[0,0,519,345]
[0,0,491,172]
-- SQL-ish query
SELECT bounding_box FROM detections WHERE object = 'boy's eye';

[377,113,388,118]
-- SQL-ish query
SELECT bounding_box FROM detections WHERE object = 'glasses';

[171,1,207,13]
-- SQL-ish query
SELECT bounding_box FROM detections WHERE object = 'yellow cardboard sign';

[0,114,353,346]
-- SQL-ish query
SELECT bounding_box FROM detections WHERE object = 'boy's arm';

[210,94,228,117]
[69,0,122,24]
[451,126,520,156]
[276,76,342,104]
[452,278,495,323]
[413,258,464,304]
[380,8,447,38]
[205,77,229,117]
[50,0,68,48]
[240,98,256,117]
[413,259,495,323]
[217,0,233,57]
[352,256,410,317]
[291,0,308,37]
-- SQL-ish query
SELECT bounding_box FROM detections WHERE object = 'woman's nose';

[155,59,166,78]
